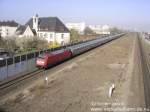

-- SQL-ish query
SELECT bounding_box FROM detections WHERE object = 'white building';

[65,22,85,34]
[88,25,110,35]
[0,21,18,38]
[16,15,70,45]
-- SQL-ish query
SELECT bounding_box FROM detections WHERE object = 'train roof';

[38,49,68,58]
[67,37,106,50]
[51,49,66,55]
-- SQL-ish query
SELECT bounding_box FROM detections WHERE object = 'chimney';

[32,14,38,32]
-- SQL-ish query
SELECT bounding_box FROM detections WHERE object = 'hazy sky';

[0,0,150,31]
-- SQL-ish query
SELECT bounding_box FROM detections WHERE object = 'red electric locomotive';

[36,49,72,68]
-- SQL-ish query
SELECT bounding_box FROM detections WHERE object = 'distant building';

[16,15,70,46]
[65,22,86,34]
[0,21,19,38]
[88,25,110,35]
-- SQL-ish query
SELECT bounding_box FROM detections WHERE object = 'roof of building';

[0,21,19,27]
[25,17,69,32]
[16,25,36,35]
[16,25,26,34]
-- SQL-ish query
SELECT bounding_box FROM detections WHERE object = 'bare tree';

[70,29,79,42]
[16,36,48,52]
[110,27,123,34]
[0,37,18,51]
[84,27,94,35]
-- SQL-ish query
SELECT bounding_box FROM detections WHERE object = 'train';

[36,33,125,68]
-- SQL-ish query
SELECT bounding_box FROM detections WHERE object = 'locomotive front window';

[38,56,45,59]
[38,54,46,59]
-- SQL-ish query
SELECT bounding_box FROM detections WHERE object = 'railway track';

[0,69,44,94]
[138,34,150,109]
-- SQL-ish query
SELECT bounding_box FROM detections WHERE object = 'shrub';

[48,41,60,49]
[16,36,48,51]
[70,29,79,42]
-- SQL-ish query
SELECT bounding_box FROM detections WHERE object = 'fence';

[0,52,36,81]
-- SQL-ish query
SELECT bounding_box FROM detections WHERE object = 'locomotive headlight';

[37,60,45,64]
[40,61,45,64]
[41,61,44,64]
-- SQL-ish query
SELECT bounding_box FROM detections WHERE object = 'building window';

[50,34,53,38]
[61,41,64,45]
[37,33,39,37]
[44,33,47,37]
[34,18,36,23]
[6,29,9,35]
[61,34,64,39]
[40,33,43,37]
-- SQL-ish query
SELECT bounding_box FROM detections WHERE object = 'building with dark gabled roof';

[16,14,70,45]
[0,21,18,27]
[0,20,19,38]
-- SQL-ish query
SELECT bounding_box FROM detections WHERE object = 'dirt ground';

[0,33,146,112]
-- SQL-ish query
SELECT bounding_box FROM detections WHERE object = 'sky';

[0,0,150,31]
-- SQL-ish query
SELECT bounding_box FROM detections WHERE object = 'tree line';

[0,36,48,53]
[0,27,123,54]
